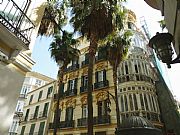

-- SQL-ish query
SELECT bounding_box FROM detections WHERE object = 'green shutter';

[38,122,45,135]
[20,126,26,135]
[29,124,35,134]
[43,103,49,117]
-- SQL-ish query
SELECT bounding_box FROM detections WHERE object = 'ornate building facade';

[47,10,164,135]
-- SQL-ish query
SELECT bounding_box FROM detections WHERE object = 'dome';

[119,116,162,135]
[120,116,154,128]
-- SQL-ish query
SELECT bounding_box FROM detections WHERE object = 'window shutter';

[74,78,78,89]
[103,69,106,81]
[95,72,98,82]
[81,76,84,86]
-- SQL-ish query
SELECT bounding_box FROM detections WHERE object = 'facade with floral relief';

[47,10,163,135]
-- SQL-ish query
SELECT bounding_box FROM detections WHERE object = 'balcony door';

[65,107,73,121]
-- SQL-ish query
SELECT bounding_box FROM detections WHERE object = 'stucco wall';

[0,64,25,134]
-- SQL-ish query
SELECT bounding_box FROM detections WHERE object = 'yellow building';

[0,0,47,134]
[47,10,163,135]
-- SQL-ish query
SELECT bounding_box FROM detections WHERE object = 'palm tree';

[38,0,68,36]
[98,30,132,134]
[49,31,80,135]
[69,1,126,134]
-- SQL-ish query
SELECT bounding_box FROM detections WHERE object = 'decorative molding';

[68,71,79,80]
[95,62,107,71]
[82,67,88,75]
[81,96,87,105]
[96,91,108,102]
[66,98,76,108]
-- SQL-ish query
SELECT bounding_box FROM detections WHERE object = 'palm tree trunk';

[53,66,65,135]
[87,34,97,135]
[113,68,121,134]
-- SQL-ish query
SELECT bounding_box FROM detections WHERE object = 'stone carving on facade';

[68,71,79,80]
[96,91,108,103]
[65,98,76,108]
[95,62,108,71]
[80,96,87,106]
[82,67,88,75]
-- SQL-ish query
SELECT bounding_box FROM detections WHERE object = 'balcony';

[94,80,109,89]
[0,0,35,50]
[95,55,107,62]
[80,86,88,93]
[54,93,64,100]
[66,64,79,72]
[49,123,54,129]
[77,118,87,127]
[59,120,75,128]
[82,60,89,67]
[65,89,77,97]
[93,115,111,125]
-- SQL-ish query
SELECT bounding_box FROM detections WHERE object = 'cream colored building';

[9,72,54,135]
[47,10,163,135]
[18,80,56,135]
[0,0,47,134]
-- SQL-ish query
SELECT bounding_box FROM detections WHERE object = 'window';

[35,79,42,86]
[68,79,77,90]
[81,75,88,87]
[29,124,35,134]
[121,96,124,112]
[43,103,49,117]
[65,107,73,121]
[34,106,39,118]
[82,105,88,118]
[29,95,33,104]
[21,85,31,95]
[129,94,134,111]
[144,94,149,111]
[95,70,106,82]
[97,100,108,116]
[38,90,43,101]
[20,126,25,135]
[133,94,138,110]
[140,94,145,110]
[24,109,29,121]
[125,63,129,74]
[47,86,53,98]
[38,121,45,135]
[124,95,128,111]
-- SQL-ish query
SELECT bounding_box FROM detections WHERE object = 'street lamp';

[149,32,180,68]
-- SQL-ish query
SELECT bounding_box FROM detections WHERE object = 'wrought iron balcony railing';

[77,118,87,127]
[93,115,111,125]
[82,60,89,67]
[118,74,154,84]
[94,80,109,89]
[66,64,79,72]
[65,89,77,97]
[59,120,75,128]
[0,0,35,46]
[49,123,54,129]
[80,86,88,93]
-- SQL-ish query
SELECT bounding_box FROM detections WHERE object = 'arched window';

[144,94,149,111]
[121,96,124,112]
[140,94,145,110]
[124,95,128,111]
[133,94,138,110]
[129,94,134,111]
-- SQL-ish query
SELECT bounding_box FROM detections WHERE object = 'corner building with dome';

[48,10,164,135]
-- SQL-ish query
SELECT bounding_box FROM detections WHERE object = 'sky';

[32,0,180,101]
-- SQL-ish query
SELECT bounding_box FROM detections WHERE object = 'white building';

[0,0,47,134]
[9,72,54,135]
[18,80,56,135]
